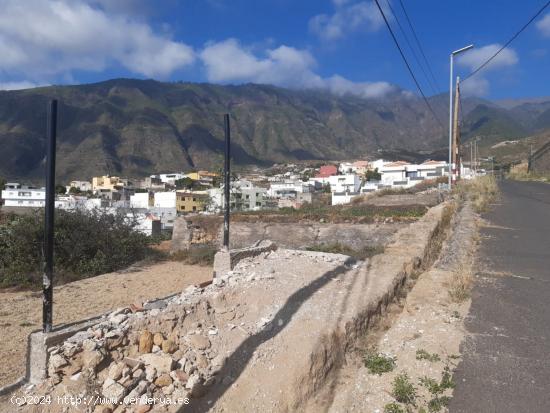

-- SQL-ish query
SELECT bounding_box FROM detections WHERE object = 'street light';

[448,44,474,188]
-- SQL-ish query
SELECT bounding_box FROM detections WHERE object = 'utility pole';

[470,141,473,177]
[473,138,478,176]
[452,77,461,183]
[448,44,474,189]
[223,114,231,249]
[43,100,58,333]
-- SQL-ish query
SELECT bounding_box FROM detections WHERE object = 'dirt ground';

[0,260,212,388]
[323,204,478,412]
[325,267,471,412]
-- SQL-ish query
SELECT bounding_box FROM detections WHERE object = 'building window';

[192,206,196,211]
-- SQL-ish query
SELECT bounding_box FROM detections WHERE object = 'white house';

[1,183,45,207]
[331,191,360,206]
[130,192,150,209]
[338,162,355,174]
[369,159,388,171]
[328,174,361,193]
[153,191,177,208]
[69,181,92,192]
[128,213,161,237]
[208,180,267,212]
[267,180,313,198]
[152,173,185,185]
[379,160,448,188]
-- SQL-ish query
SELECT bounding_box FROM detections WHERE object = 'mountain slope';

[1,78,549,182]
[0,79,449,181]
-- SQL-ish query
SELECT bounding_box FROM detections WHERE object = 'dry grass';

[170,245,217,266]
[453,175,499,212]
[508,169,550,183]
[421,202,456,271]
[448,263,473,303]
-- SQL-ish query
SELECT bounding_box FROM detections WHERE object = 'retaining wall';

[171,215,405,252]
[12,202,452,413]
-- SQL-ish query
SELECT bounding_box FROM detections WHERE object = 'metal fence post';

[43,99,57,333]
[223,114,231,249]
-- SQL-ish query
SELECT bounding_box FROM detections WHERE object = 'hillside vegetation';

[1,79,550,181]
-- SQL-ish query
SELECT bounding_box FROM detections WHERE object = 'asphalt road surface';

[450,180,550,413]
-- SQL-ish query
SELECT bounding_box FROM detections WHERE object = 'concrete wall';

[171,215,405,252]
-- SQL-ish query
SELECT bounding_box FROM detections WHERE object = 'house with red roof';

[315,165,338,178]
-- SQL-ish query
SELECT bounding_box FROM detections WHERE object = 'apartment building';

[1,183,45,207]
[176,191,208,213]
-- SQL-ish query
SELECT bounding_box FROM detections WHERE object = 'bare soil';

[0,261,212,388]
[322,203,479,413]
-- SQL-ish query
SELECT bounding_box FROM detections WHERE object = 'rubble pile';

[41,284,227,412]
[20,247,351,413]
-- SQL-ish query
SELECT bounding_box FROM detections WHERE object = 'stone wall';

[171,215,405,252]
[15,202,452,413]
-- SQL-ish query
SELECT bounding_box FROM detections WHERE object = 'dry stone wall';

[15,203,450,413]
[171,215,405,252]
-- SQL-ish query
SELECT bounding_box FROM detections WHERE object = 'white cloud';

[0,0,194,81]
[200,39,396,98]
[459,75,489,97]
[324,75,396,98]
[455,44,518,71]
[536,13,550,36]
[0,81,40,91]
[455,44,518,97]
[309,1,385,41]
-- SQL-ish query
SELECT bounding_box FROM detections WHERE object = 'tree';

[175,177,193,189]
[55,185,66,194]
[365,168,381,181]
[68,186,81,195]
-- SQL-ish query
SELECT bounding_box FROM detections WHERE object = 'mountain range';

[1,78,549,181]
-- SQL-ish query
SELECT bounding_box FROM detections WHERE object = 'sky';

[0,0,549,100]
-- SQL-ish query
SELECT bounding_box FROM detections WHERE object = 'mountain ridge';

[0,78,548,181]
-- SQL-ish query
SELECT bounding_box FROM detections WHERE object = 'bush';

[416,349,441,362]
[392,373,416,405]
[364,350,396,375]
[170,245,217,266]
[384,402,405,413]
[0,209,151,288]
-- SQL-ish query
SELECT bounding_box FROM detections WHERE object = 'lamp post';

[449,44,474,188]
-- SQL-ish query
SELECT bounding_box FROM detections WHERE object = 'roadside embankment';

[5,201,452,413]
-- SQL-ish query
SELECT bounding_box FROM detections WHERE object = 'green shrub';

[0,209,151,288]
[419,366,456,412]
[384,402,405,413]
[364,350,396,375]
[416,349,441,362]
[392,373,416,405]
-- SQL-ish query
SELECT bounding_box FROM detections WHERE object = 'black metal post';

[43,100,57,333]
[223,114,231,249]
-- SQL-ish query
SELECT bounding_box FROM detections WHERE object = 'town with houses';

[1,158,477,237]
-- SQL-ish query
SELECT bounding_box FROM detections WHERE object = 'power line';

[463,0,550,82]
[397,0,442,93]
[373,0,445,130]
[384,0,439,97]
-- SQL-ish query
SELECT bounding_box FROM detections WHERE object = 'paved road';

[450,180,550,413]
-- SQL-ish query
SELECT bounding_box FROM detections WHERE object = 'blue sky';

[0,0,549,100]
